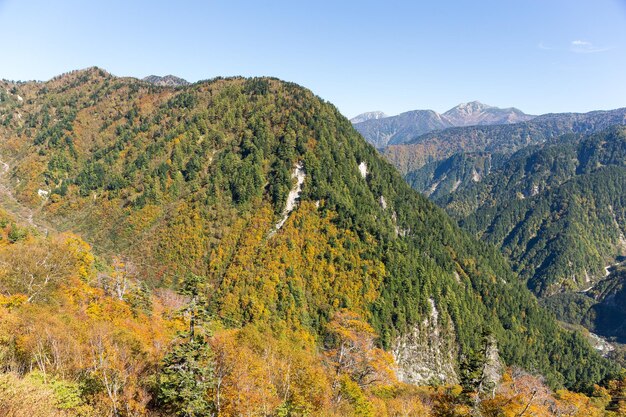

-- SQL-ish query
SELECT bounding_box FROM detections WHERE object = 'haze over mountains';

[351,101,535,148]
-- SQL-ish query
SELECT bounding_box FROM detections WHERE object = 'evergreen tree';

[157,273,214,416]
[157,337,214,417]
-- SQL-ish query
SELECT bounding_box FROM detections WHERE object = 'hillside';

[405,152,505,200]
[543,265,626,346]
[352,101,534,149]
[385,108,626,174]
[0,68,618,415]
[353,109,451,148]
[430,128,626,297]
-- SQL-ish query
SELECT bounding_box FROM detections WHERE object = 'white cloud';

[570,40,613,53]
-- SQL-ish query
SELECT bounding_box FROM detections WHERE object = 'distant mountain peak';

[143,74,189,87]
[442,101,534,128]
[350,111,388,124]
[446,101,494,114]
[353,101,535,148]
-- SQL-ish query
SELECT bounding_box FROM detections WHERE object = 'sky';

[0,0,625,118]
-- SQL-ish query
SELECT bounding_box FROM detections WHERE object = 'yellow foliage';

[214,202,386,328]
[63,234,95,280]
[210,325,331,417]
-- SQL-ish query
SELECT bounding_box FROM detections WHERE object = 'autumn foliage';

[0,70,622,416]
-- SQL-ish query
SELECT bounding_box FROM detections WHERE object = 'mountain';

[442,101,534,127]
[430,128,626,296]
[0,67,617,415]
[143,74,190,87]
[405,151,505,200]
[385,108,626,174]
[350,110,388,124]
[352,101,534,148]
[352,109,452,148]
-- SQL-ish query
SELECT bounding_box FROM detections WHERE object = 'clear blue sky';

[1,0,625,117]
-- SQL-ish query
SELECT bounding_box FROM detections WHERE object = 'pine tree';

[157,337,214,417]
[157,273,214,416]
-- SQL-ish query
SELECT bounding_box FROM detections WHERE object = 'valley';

[369,105,626,371]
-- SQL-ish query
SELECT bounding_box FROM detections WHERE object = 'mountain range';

[0,67,618,415]
[352,101,535,148]
[384,107,626,174]
[437,127,626,294]
[398,119,626,364]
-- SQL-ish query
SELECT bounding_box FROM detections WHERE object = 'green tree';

[157,273,214,416]
[157,337,215,417]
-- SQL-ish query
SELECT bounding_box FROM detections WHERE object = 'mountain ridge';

[350,110,388,124]
[352,101,535,148]
[384,107,626,175]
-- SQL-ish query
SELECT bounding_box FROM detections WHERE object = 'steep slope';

[431,128,626,298]
[353,101,534,148]
[405,152,506,200]
[353,109,452,148]
[0,68,615,393]
[543,265,626,346]
[385,108,626,174]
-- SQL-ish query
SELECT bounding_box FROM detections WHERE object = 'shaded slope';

[432,128,626,297]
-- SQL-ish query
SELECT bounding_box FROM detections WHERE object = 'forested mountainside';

[0,68,620,416]
[384,108,626,175]
[352,101,533,149]
[405,152,507,200]
[407,127,626,365]
[430,127,626,296]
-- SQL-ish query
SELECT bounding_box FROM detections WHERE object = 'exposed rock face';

[273,161,305,231]
[379,195,387,210]
[392,299,459,385]
[358,161,368,178]
[480,336,504,395]
[142,75,189,87]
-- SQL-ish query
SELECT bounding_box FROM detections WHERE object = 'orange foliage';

[0,234,181,415]
[209,325,331,417]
